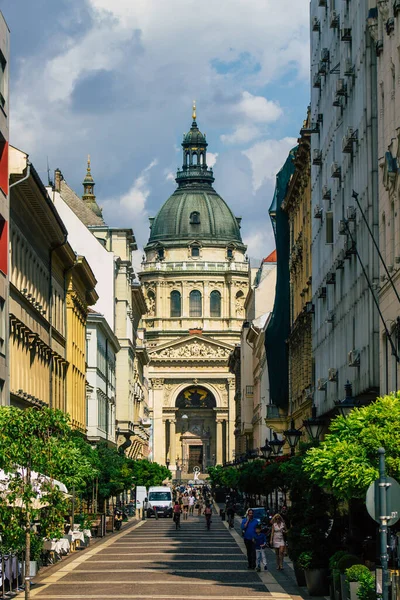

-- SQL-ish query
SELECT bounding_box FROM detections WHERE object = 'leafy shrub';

[298,550,329,570]
[329,550,348,570]
[336,554,362,573]
[345,565,370,583]
[357,570,375,600]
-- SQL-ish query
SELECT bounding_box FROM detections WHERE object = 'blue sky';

[1,0,310,261]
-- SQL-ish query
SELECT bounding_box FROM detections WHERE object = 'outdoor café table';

[44,538,70,554]
[63,531,85,551]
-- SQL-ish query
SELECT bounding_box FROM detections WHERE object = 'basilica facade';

[140,106,249,477]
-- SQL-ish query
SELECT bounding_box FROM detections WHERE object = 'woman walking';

[270,514,286,570]
[173,501,182,530]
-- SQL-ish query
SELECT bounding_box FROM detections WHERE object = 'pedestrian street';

[28,514,313,600]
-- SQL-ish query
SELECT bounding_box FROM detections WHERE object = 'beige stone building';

[374,3,400,394]
[140,107,248,475]
[51,163,150,457]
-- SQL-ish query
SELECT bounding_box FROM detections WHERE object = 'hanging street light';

[334,381,358,418]
[283,419,303,456]
[269,432,285,456]
[260,439,273,460]
[303,405,325,441]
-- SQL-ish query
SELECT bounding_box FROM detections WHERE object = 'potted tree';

[345,565,372,600]
[329,550,348,600]
[336,554,363,600]
[298,550,330,596]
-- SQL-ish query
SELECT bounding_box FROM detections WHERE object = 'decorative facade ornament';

[152,340,230,360]
[151,378,165,389]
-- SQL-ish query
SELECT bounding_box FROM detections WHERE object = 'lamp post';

[283,419,303,456]
[303,405,325,441]
[260,439,272,460]
[334,381,358,418]
[269,432,285,456]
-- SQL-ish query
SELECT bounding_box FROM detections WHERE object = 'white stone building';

[310,0,379,415]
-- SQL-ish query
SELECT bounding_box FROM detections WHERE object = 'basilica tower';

[140,105,249,476]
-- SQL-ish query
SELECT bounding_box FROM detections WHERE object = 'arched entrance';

[176,386,217,474]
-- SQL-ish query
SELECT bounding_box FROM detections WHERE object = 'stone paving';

[29,512,312,600]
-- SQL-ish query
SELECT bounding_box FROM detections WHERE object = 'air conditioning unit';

[313,73,322,88]
[318,60,327,75]
[338,220,347,235]
[348,349,360,367]
[328,368,337,382]
[317,378,327,391]
[312,17,321,32]
[331,162,341,178]
[344,59,354,76]
[314,205,323,219]
[336,79,347,95]
[345,238,356,257]
[322,185,331,200]
[305,386,314,400]
[341,27,352,41]
[342,129,355,153]
[318,286,327,299]
[330,10,339,28]
[335,250,345,270]
[380,274,387,282]
[327,271,336,284]
[333,92,342,108]
[313,149,323,165]
[326,310,335,324]
[388,264,394,273]
[305,302,315,314]
[318,0,327,5]
[395,256,400,264]
[347,206,356,221]
[321,48,330,62]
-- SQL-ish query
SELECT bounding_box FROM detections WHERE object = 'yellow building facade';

[66,257,97,431]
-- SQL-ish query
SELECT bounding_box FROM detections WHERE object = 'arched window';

[210,290,221,317]
[157,247,165,260]
[170,291,181,318]
[192,153,198,165]
[191,246,200,257]
[190,211,200,225]
[189,290,202,317]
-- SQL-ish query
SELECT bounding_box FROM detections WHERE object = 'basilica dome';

[146,105,245,250]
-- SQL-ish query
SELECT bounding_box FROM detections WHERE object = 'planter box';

[294,563,307,587]
[305,568,330,596]
[340,573,349,600]
[349,581,360,600]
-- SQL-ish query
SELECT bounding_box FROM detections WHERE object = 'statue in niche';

[235,294,245,317]
[146,293,156,317]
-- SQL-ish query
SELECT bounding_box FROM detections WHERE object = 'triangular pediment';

[148,335,233,362]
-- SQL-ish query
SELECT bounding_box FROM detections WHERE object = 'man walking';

[241,509,257,569]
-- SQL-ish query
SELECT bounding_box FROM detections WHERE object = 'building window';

[190,211,200,225]
[98,392,107,431]
[170,290,181,317]
[325,211,334,244]
[157,247,165,260]
[210,290,221,317]
[189,290,202,317]
[0,298,5,356]
[191,246,200,257]
[227,247,233,259]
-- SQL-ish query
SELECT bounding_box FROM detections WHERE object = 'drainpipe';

[105,338,109,443]
[9,161,31,189]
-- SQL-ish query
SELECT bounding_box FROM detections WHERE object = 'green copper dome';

[146,107,244,249]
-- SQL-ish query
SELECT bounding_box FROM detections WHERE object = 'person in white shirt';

[189,494,195,516]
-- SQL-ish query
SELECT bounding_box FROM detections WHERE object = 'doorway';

[188,445,203,473]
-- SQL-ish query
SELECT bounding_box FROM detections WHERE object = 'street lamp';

[260,439,272,460]
[166,459,170,470]
[269,432,285,456]
[303,405,325,441]
[283,419,303,456]
[334,381,358,418]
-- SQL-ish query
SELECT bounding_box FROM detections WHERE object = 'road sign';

[366,476,400,526]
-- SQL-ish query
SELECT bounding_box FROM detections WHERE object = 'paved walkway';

[29,513,313,600]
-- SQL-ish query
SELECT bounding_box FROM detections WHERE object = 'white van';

[147,486,173,518]
[135,486,147,513]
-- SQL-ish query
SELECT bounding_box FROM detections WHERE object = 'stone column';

[216,419,223,465]
[170,419,176,471]
[227,379,236,461]
[150,378,164,464]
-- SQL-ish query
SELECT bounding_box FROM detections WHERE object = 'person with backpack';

[173,501,182,530]
[204,503,212,530]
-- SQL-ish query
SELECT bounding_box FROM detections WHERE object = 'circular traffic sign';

[366,477,400,526]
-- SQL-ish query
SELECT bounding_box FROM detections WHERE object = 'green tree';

[131,459,171,489]
[0,406,98,600]
[304,393,400,499]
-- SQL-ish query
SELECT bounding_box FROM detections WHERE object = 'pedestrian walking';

[270,513,286,570]
[241,509,258,569]
[182,492,189,520]
[173,501,181,530]
[204,503,212,530]
[253,525,268,571]
[226,502,236,528]
[189,494,195,516]
[196,496,202,516]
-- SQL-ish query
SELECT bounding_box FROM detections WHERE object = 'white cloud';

[243,228,275,262]
[207,152,218,168]
[102,159,157,247]
[238,91,282,124]
[165,171,175,183]
[221,125,261,145]
[243,137,297,193]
